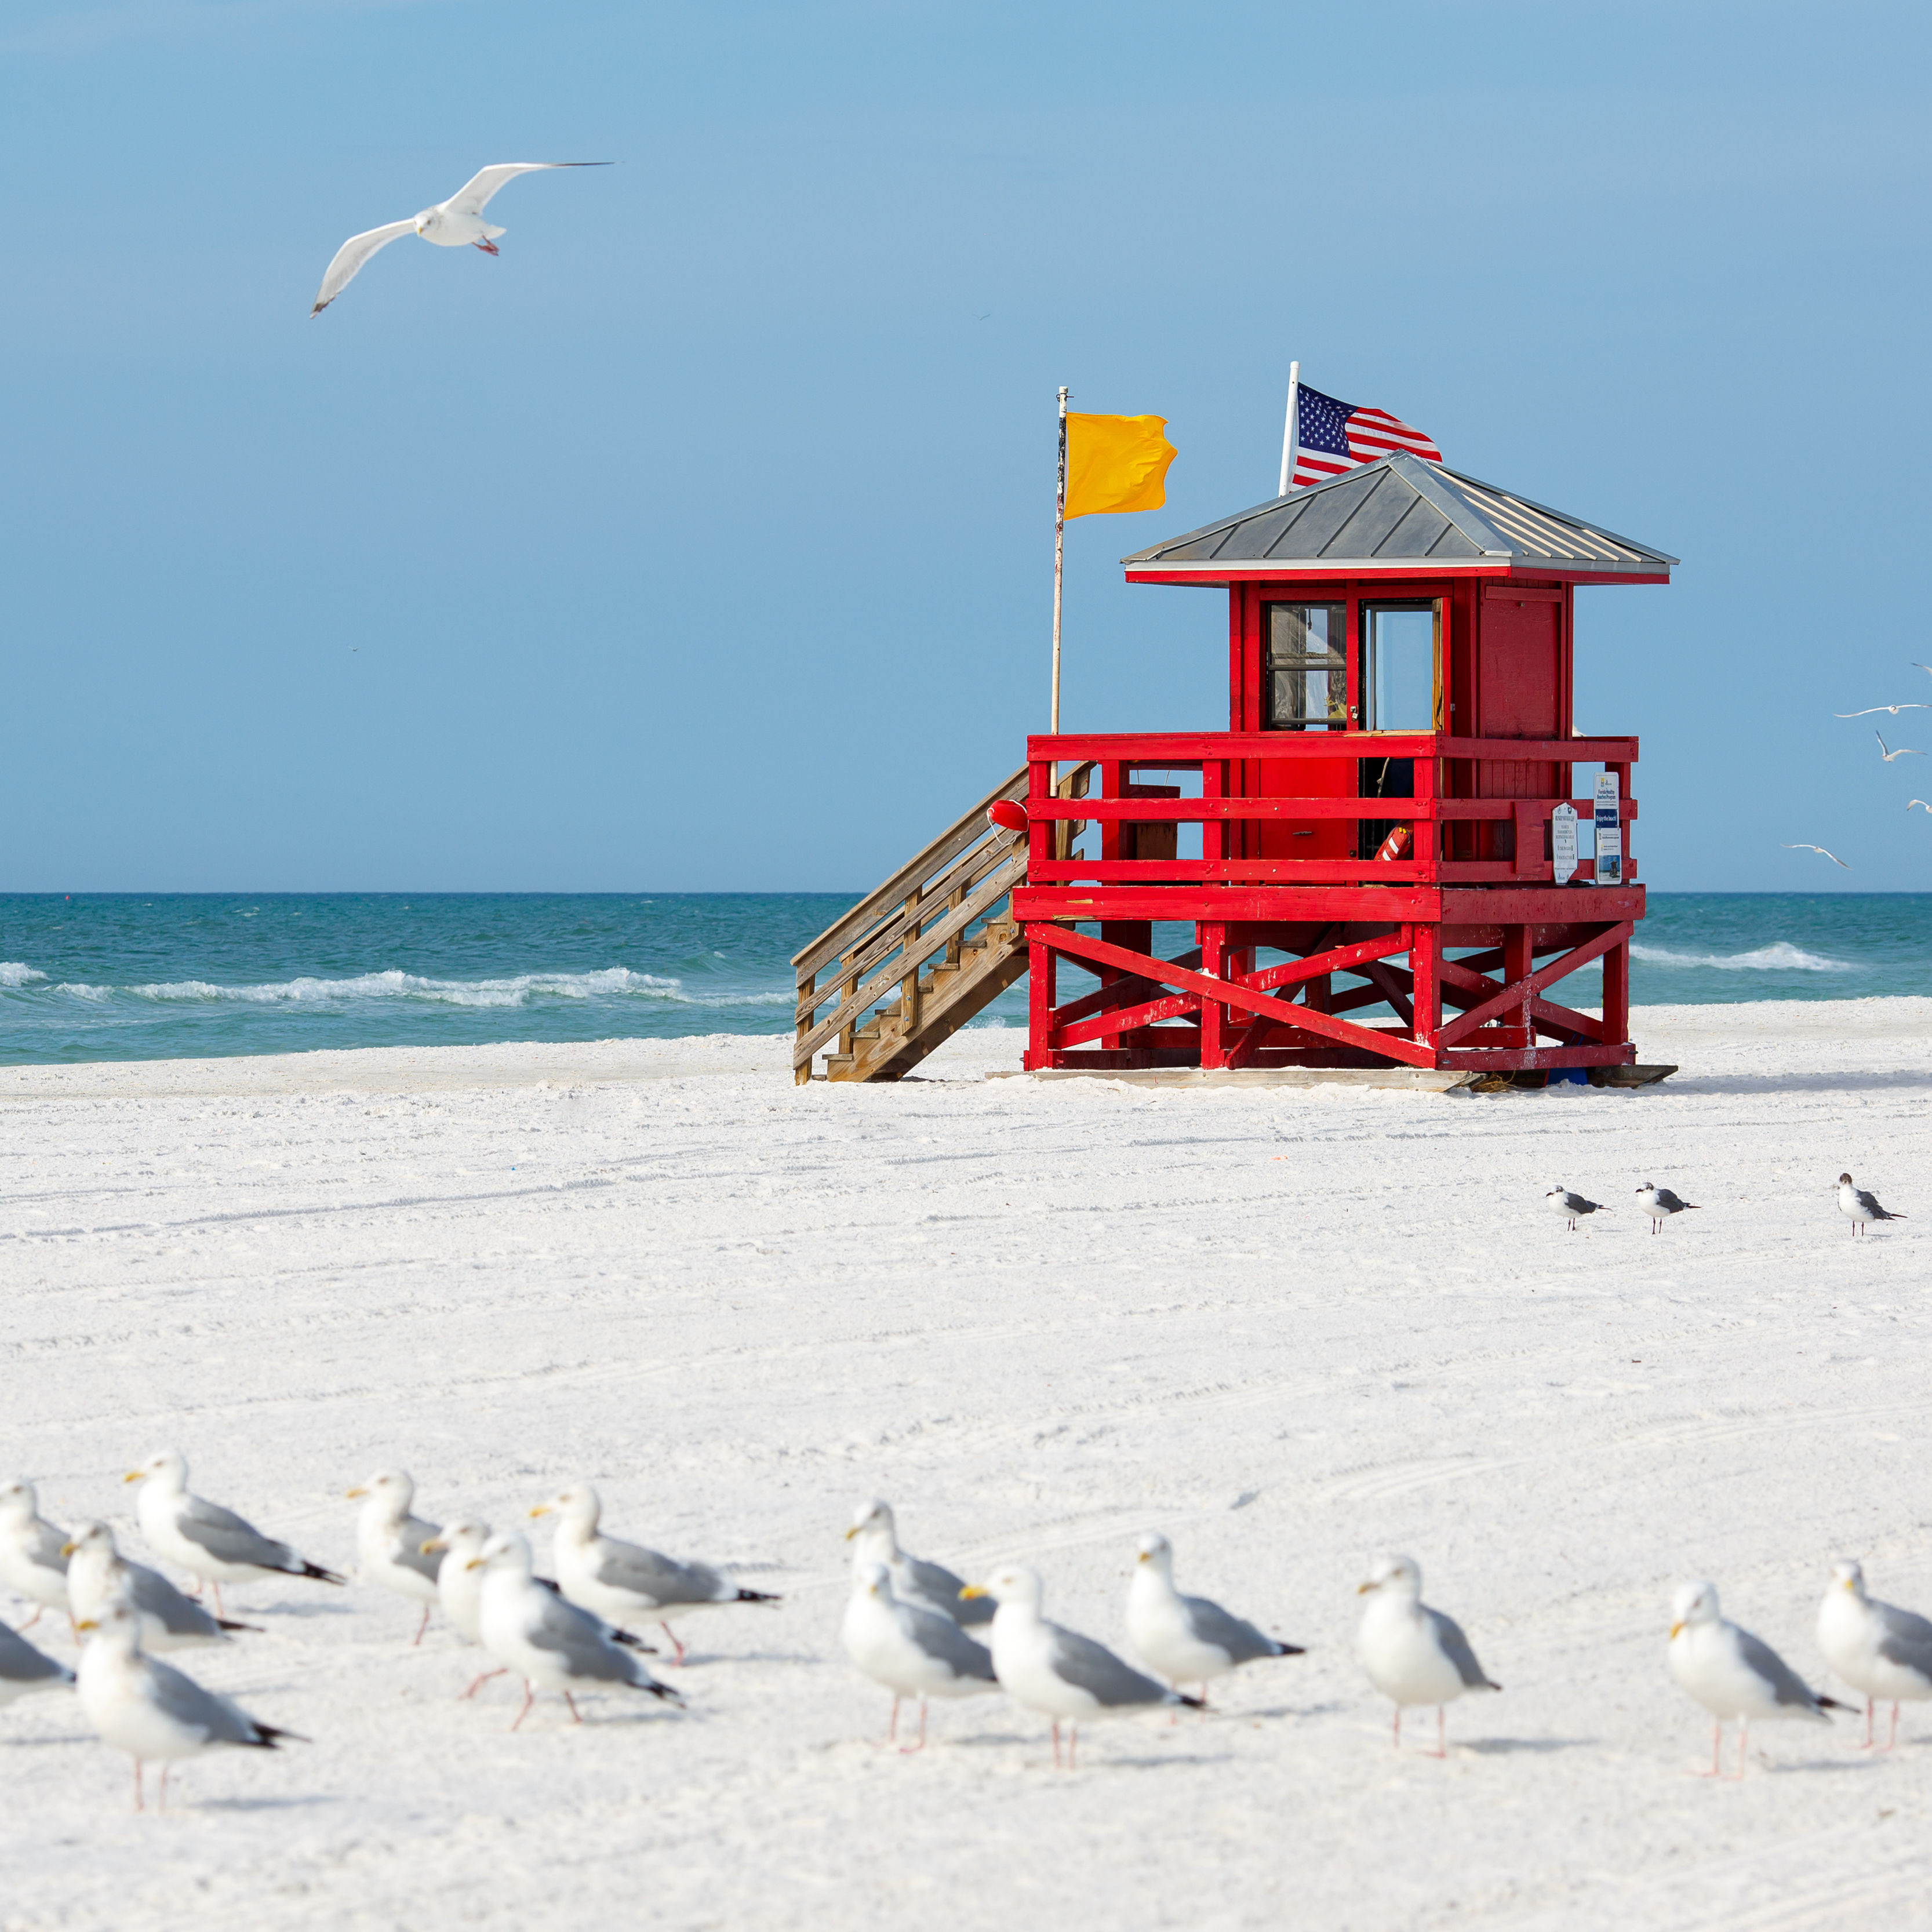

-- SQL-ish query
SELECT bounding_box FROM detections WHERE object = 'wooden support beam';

[1435,921,1632,1048]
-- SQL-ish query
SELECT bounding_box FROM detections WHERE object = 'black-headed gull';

[1838,1172,1904,1235]
[1125,1531,1304,1702]
[1668,1579,1847,1777]
[841,1561,997,1752]
[1546,1185,1605,1231]
[1817,1560,1932,1751]
[1635,1182,1700,1232]
[1356,1553,1498,1755]
[310,162,608,315]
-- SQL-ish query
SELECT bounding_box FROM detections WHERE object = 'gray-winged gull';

[1356,1553,1500,1754]
[64,1520,260,1651]
[841,1560,997,1751]
[532,1482,779,1664]
[1126,1531,1304,1702]
[0,1617,72,1707]
[1635,1183,1701,1233]
[127,1449,344,1616]
[75,1600,301,1809]
[1816,1559,1932,1752]
[845,1498,993,1627]
[471,1531,681,1729]
[1839,1173,1905,1235]
[960,1563,1200,1768]
[346,1470,442,1644]
[0,1477,73,1629]
[1545,1187,1605,1231]
[1668,1578,1849,1777]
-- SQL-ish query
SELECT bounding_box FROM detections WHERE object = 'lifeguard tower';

[792,452,1675,1084]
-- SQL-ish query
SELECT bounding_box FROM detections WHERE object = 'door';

[1476,588,1563,860]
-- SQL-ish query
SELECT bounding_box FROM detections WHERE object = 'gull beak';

[958,1584,988,1600]
[1356,1581,1376,1594]
[421,1537,446,1555]
[528,1505,550,1519]
[76,1620,97,1632]
[1136,1551,1149,1563]
[464,1556,486,1571]
[345,1488,368,1500]
[842,1525,860,1541]
[1669,1621,1684,1639]
[123,1471,144,1484]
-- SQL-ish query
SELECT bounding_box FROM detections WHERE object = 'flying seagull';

[1833,704,1931,717]
[1782,843,1849,868]
[1876,732,1924,762]
[310,163,609,315]
[1908,801,1932,814]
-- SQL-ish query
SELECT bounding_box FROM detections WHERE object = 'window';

[1361,603,1435,730]
[1264,602,1347,730]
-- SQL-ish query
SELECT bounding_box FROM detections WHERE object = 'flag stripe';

[1291,380,1440,489]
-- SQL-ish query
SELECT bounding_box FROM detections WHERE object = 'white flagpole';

[1276,360,1301,497]
[1051,386,1068,753]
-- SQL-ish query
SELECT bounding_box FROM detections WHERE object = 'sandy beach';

[2,999,1929,1931]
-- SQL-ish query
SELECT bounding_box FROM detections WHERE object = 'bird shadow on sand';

[1460,1736,1596,1756]
[1237,1700,1347,1722]
[3,1729,95,1748]
[1671,1071,1932,1099]
[250,1599,354,1620]
[1761,1755,1876,1775]
[192,1793,341,1813]
[675,1649,824,1668]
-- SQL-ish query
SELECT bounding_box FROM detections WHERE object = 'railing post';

[795,970,815,1085]
[837,949,858,1061]
[898,886,922,1034]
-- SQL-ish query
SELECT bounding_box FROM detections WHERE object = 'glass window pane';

[1264,602,1347,730]
[1364,606,1433,730]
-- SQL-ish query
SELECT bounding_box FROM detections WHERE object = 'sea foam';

[0,962,48,987]
[1629,941,1851,973]
[35,966,792,1010]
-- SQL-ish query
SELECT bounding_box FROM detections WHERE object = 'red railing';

[1024,732,1636,889]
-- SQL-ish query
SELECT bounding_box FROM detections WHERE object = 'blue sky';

[3,0,1929,892]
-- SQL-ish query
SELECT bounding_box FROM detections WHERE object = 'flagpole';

[1276,359,1300,497]
[1051,385,1068,789]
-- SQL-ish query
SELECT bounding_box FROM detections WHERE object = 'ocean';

[1,892,1927,1065]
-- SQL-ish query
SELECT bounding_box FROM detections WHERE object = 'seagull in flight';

[311,162,609,315]
[1834,704,1931,717]
[1908,800,1932,814]
[1782,843,1849,868]
[1875,732,1924,762]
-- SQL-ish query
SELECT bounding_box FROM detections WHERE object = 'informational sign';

[1551,803,1578,883]
[1593,772,1622,885]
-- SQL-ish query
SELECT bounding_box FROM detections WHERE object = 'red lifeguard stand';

[1010,452,1676,1078]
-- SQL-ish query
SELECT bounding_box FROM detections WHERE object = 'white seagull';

[63,1521,259,1652]
[310,162,609,315]
[1839,1172,1905,1235]
[1908,800,1932,814]
[1876,732,1924,762]
[1668,1579,1847,1777]
[76,1601,301,1810]
[1546,1185,1606,1232]
[1818,1560,1932,1751]
[0,1478,72,1630]
[1355,1554,1500,1755]
[127,1449,344,1616]
[1125,1531,1304,1703]
[960,1564,1200,1769]
[0,1617,72,1707]
[1833,704,1931,716]
[845,1498,993,1626]
[531,1482,780,1664]
[1635,1182,1701,1233]
[1781,843,1850,868]
[346,1471,442,1644]
[841,1560,998,1752]
[471,1531,680,1730]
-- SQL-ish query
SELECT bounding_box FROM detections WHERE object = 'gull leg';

[1393,1705,1401,1750]
[1051,1720,1061,1769]
[1697,1719,1723,1776]
[460,1667,507,1700]
[134,1760,144,1812]
[1862,1697,1876,1749]
[1733,1719,1749,1779]
[660,1622,687,1665]
[511,1680,536,1731]
[885,1696,899,1745]
[158,1764,170,1810]
[900,1699,928,1755]
[413,1604,431,1647]
[211,1584,224,1619]
[472,240,500,256]
[1067,1723,1078,1770]
[1888,1702,1901,1752]
[1425,1706,1447,1759]
[19,1607,39,1631]
[564,1691,583,1724]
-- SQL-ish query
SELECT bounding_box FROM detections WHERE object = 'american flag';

[1291,381,1441,488]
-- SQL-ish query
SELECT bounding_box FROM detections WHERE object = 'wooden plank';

[1052,989,1203,1050]
[1028,859,1434,885]
[1046,948,1203,1029]
[1028,730,1636,763]
[1435,920,1632,1047]
[1014,886,1439,922]
[1030,924,1438,1068]
[791,767,1027,977]
[1445,1043,1632,1069]
[1240,932,1410,992]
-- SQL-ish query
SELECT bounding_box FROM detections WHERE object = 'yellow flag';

[1064,412,1176,519]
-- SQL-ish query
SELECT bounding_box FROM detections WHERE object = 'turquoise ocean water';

[1,893,1927,1066]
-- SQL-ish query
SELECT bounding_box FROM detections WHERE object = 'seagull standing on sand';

[346,1471,442,1644]
[1817,1560,1932,1751]
[845,1498,993,1626]
[1782,843,1850,868]
[1838,1172,1904,1235]
[0,1478,72,1629]
[841,1561,998,1751]
[471,1532,680,1730]
[1547,1186,1605,1231]
[1668,1579,1847,1777]
[310,162,609,315]
[1635,1183,1700,1234]
[0,1617,72,1707]
[127,1450,344,1617]
[1876,732,1924,762]
[63,1522,259,1651]
[532,1483,780,1664]
[1125,1531,1304,1704]
[960,1564,1201,1769]
[76,1602,301,1810]
[1355,1554,1500,1754]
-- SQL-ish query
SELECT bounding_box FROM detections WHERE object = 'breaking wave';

[10,967,791,1010]
[1629,941,1851,973]
[0,962,47,987]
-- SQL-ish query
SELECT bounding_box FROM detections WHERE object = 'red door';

[1476,588,1562,860]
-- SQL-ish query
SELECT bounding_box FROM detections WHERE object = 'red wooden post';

[1198,920,1228,1067]
[1409,922,1440,1057]
[1026,937,1056,1070]
[1602,930,1631,1056]
[1503,925,1532,1049]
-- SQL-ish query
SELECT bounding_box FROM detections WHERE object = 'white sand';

[1,999,1928,1930]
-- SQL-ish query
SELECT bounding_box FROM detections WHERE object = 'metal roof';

[1122,452,1677,578]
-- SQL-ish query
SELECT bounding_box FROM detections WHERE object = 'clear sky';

[3,1,1929,893]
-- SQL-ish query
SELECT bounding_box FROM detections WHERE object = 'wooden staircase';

[792,766,1088,1083]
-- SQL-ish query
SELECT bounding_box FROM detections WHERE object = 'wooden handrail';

[1024,795,1636,822]
[1027,731,1638,762]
